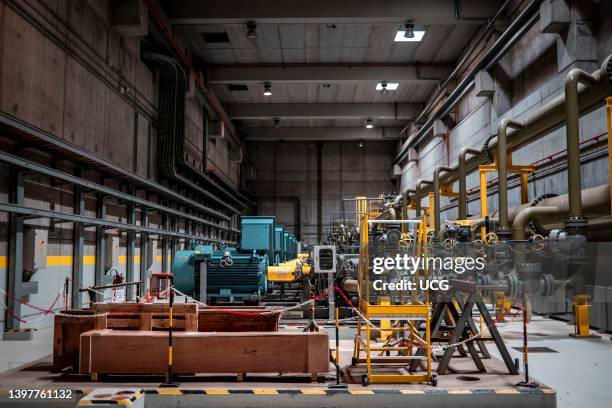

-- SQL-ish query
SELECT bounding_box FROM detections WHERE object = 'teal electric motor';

[172,216,277,304]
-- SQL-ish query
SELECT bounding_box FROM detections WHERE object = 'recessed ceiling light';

[365,119,374,129]
[246,21,257,39]
[263,82,272,96]
[376,82,399,91]
[394,29,426,42]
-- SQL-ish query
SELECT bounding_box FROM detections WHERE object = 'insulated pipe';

[458,147,481,219]
[415,180,433,217]
[512,206,559,240]
[564,69,600,231]
[494,118,524,238]
[433,166,453,235]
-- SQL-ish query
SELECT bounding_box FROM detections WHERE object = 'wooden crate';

[198,307,280,332]
[53,310,106,371]
[80,330,329,379]
[91,303,198,332]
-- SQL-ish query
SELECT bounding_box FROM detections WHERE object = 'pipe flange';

[565,216,587,230]
[482,134,496,162]
[539,274,555,298]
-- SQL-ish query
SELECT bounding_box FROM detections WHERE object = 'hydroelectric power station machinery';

[173,216,303,305]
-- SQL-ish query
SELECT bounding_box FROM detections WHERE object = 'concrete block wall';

[248,140,396,245]
[400,1,612,222]
[0,0,239,331]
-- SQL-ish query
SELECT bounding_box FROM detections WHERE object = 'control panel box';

[313,245,336,273]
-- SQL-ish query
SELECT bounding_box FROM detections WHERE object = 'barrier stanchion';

[516,292,538,388]
[328,292,347,389]
[160,278,179,388]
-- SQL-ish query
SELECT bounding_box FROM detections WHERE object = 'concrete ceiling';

[161,0,505,140]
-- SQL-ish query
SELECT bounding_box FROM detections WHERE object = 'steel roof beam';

[244,126,403,141]
[164,0,503,25]
[227,103,420,120]
[208,64,450,84]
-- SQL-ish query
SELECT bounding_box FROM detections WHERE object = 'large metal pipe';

[564,69,600,231]
[433,166,453,235]
[490,184,611,226]
[494,118,524,238]
[415,180,433,217]
[511,206,559,240]
[458,147,481,219]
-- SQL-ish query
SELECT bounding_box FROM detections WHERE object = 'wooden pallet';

[198,307,280,332]
[91,303,199,332]
[79,329,329,380]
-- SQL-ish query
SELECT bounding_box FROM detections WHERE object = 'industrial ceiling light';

[376,81,399,92]
[404,23,415,39]
[394,24,426,42]
[246,21,257,39]
[358,141,364,148]
[263,82,272,96]
[365,119,374,129]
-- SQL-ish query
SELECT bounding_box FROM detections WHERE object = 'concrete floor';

[0,316,609,407]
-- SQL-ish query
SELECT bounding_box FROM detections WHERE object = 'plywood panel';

[82,330,329,375]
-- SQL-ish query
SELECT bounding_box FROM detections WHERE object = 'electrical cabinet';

[313,245,336,273]
[105,235,120,270]
[23,228,48,273]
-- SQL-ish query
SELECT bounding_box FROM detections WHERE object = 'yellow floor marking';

[448,390,472,394]
[301,389,326,395]
[400,390,425,394]
[205,390,230,395]
[254,390,278,395]
[349,390,374,395]
[496,389,520,394]
[156,389,182,395]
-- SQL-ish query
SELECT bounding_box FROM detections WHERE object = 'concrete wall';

[399,0,612,222]
[248,140,396,245]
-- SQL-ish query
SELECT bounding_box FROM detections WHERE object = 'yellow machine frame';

[479,154,535,238]
[352,204,433,385]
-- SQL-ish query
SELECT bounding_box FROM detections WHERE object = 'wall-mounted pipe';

[494,118,524,238]
[433,166,453,235]
[415,180,433,217]
[512,206,559,240]
[564,69,600,232]
[458,147,481,219]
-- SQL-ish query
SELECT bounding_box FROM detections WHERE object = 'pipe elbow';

[512,206,559,240]
[565,68,599,88]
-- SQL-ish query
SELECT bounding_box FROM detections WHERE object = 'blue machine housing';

[274,225,285,264]
[173,216,285,303]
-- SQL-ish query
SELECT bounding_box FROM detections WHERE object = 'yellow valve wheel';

[484,232,499,246]
[398,232,413,249]
[531,234,545,251]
